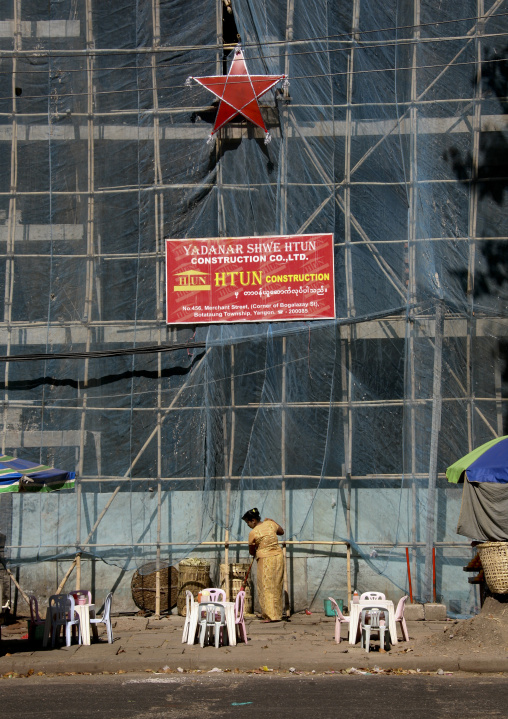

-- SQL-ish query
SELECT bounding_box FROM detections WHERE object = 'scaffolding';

[0,0,507,616]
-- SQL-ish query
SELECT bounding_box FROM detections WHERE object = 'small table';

[348,599,398,646]
[186,601,236,647]
[74,603,95,645]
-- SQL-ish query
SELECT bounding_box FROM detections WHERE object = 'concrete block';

[404,602,424,621]
[424,603,447,621]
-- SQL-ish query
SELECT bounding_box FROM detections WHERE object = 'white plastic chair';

[199,602,226,648]
[234,590,247,644]
[327,596,351,644]
[360,591,386,601]
[49,594,81,647]
[201,588,226,602]
[394,595,409,641]
[89,592,113,643]
[182,590,196,644]
[360,606,390,653]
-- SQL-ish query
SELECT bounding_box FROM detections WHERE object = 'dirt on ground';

[415,596,508,657]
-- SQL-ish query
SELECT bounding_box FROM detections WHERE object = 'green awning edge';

[446,435,508,483]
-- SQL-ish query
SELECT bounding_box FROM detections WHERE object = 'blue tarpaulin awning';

[0,455,75,493]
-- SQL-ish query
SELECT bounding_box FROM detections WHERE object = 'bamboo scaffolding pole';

[223,413,230,601]
[1,0,20,456]
[3,564,30,606]
[71,0,96,593]
[409,0,420,602]
[7,539,472,549]
[56,557,79,595]
[151,0,163,620]
[281,336,290,618]
[423,300,444,601]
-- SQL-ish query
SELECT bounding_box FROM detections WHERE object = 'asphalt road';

[1,673,507,718]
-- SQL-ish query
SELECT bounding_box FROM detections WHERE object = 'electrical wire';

[0,341,206,363]
[1,9,506,63]
[1,28,507,76]
[1,55,506,105]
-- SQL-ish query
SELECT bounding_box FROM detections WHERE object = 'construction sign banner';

[166,234,335,325]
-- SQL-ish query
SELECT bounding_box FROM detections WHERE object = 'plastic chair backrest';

[102,592,112,621]
[204,602,225,624]
[50,593,74,622]
[327,596,346,621]
[394,595,408,621]
[185,590,194,617]
[360,592,385,601]
[29,595,43,624]
[235,590,245,622]
[362,606,382,629]
[206,588,226,602]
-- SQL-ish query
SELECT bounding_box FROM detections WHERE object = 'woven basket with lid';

[477,541,508,594]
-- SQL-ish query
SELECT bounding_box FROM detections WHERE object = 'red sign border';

[165,233,335,325]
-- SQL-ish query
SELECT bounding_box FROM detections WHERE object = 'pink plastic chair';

[28,595,45,642]
[202,588,226,602]
[327,596,351,644]
[360,591,385,601]
[71,589,92,605]
[394,595,409,641]
[234,590,248,644]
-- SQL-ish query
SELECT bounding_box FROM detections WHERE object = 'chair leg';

[241,621,248,644]
[182,618,189,644]
[400,617,409,642]
[106,621,113,644]
[65,623,72,647]
[363,626,371,652]
[199,621,206,648]
[51,623,58,648]
[335,619,341,644]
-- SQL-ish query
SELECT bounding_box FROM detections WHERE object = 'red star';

[189,45,285,141]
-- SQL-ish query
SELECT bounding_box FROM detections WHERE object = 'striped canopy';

[446,436,508,485]
[0,455,75,493]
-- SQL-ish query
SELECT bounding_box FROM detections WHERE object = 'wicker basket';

[131,563,178,613]
[177,561,211,616]
[220,563,254,614]
[477,541,508,594]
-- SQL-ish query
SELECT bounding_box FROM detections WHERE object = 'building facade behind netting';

[0,0,507,615]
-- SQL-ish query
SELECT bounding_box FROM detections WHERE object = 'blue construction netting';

[0,0,507,616]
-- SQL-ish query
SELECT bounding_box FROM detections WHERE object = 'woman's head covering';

[242,508,261,523]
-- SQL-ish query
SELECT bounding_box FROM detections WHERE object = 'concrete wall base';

[424,603,447,621]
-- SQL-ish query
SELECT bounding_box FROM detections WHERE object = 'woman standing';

[242,508,284,622]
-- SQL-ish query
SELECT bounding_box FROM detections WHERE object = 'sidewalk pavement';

[0,612,506,677]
